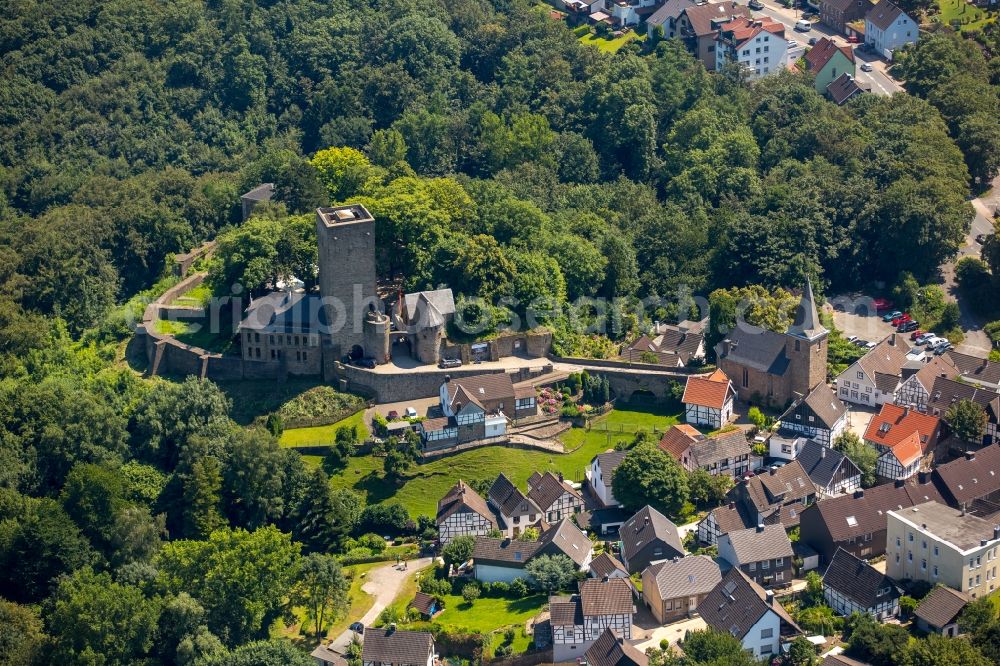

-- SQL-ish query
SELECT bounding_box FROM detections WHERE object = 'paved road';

[750,0,903,95]
[328,558,433,653]
[939,175,999,356]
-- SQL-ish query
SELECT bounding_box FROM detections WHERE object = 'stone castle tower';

[315,204,387,358]
[784,279,829,397]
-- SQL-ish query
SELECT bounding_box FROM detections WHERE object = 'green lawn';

[274,560,385,642]
[153,318,235,354]
[280,410,370,448]
[327,402,683,518]
[936,0,996,32]
[578,30,644,53]
[167,283,213,308]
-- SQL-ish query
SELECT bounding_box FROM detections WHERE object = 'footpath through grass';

[326,402,682,518]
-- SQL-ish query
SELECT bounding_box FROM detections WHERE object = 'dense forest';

[0,0,998,663]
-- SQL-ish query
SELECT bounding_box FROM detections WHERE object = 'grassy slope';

[279,411,370,447]
[325,403,681,518]
[578,30,644,53]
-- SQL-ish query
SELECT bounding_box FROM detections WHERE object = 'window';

[908,552,912,562]
[970,577,975,588]
[761,560,770,570]
[743,369,749,388]
[795,340,801,351]
[762,645,773,655]
[922,541,927,550]
[761,628,773,639]
[909,533,914,542]
[934,565,939,577]
[976,574,981,585]
[921,559,926,571]
[749,562,756,571]
[775,558,784,567]
[857,371,864,380]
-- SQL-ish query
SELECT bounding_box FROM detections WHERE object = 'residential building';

[487,473,542,538]
[361,627,436,666]
[436,480,497,544]
[776,382,848,446]
[946,351,1000,392]
[714,16,788,80]
[827,73,866,105]
[805,37,856,95]
[240,183,275,221]
[719,524,795,588]
[606,0,662,27]
[619,505,685,573]
[924,376,1000,446]
[913,585,970,637]
[798,475,944,564]
[421,373,537,449]
[697,502,751,545]
[623,324,705,367]
[584,628,648,666]
[819,0,873,33]
[934,446,1000,516]
[659,425,752,478]
[716,281,828,409]
[408,592,443,620]
[730,460,817,530]
[836,335,910,406]
[646,0,696,39]
[698,568,802,658]
[795,438,862,497]
[682,368,736,429]
[677,1,752,69]
[864,0,917,59]
[895,354,959,410]
[527,471,584,522]
[549,578,635,663]
[887,500,1000,598]
[822,547,900,619]
[311,642,348,666]
[589,552,631,582]
[863,404,941,481]
[588,450,628,508]
[642,555,722,623]
[472,519,593,583]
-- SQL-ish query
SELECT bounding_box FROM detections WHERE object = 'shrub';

[509,578,529,598]
[462,583,481,604]
[503,627,516,643]
[490,581,510,597]
[899,595,918,617]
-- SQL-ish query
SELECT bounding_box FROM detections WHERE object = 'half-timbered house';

[436,480,497,544]
[822,547,900,619]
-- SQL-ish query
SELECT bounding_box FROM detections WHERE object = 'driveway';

[633,617,707,652]
[328,558,433,653]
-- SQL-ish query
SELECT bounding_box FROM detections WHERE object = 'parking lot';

[830,304,899,347]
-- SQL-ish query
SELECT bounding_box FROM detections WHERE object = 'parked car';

[892,314,912,326]
[882,310,903,322]
[350,622,364,634]
[909,329,926,340]
[933,341,953,355]
[808,37,818,45]
[846,335,859,343]
[863,340,877,349]
[976,234,988,245]
[404,406,418,418]
[872,297,894,311]
[921,335,944,347]
[898,320,919,333]
[915,333,936,345]
[788,39,799,48]
[749,0,764,9]
[860,62,873,72]
[387,410,399,420]
[847,35,861,43]
[355,357,376,369]
[439,357,462,369]
[852,338,870,347]
[795,19,812,31]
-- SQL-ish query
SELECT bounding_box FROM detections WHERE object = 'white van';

[795,19,812,31]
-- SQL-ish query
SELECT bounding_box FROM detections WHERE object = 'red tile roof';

[889,431,923,467]
[718,15,785,47]
[682,369,734,409]
[804,37,855,72]
[864,403,942,454]
[659,424,704,460]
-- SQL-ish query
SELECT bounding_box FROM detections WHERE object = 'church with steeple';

[714,282,829,408]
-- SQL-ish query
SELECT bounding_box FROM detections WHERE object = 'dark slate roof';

[682,1,751,36]
[472,536,539,568]
[744,461,816,511]
[799,477,943,544]
[538,519,592,568]
[933,444,1000,506]
[448,373,516,409]
[721,524,794,564]
[647,0,696,25]
[488,473,538,517]
[822,655,872,666]
[437,480,495,527]
[240,291,326,332]
[705,504,753,535]
[866,0,907,31]
[926,376,1000,423]
[716,325,790,376]
[797,440,857,490]
[822,547,899,609]
[697,568,801,640]
[692,429,751,468]
[527,472,582,512]
[621,506,684,564]
[241,182,275,201]
[797,382,847,430]
[913,585,970,629]
[787,280,827,341]
[590,552,628,579]
[585,629,649,666]
[404,289,455,320]
[646,555,722,600]
[827,73,865,105]
[594,450,629,477]
[361,628,434,666]
[580,577,634,616]
[947,350,1000,387]
[408,591,440,616]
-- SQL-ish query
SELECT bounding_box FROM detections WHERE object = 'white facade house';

[436,481,497,544]
[608,0,659,26]
[682,368,735,429]
[714,16,789,80]
[836,335,909,407]
[698,569,801,658]
[550,578,634,663]
[776,382,848,447]
[865,0,917,59]
[587,451,627,508]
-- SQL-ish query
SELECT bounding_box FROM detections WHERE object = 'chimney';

[558,472,564,482]
[445,375,451,383]
[918,471,930,484]
[821,447,826,459]
[994,526,1000,541]
[889,333,896,347]
[602,575,610,583]
[756,522,765,533]
[388,623,397,635]
[766,590,775,606]
[770,467,778,476]
[966,451,976,461]
[902,407,909,418]
[854,489,865,499]
[644,515,650,525]
[729,501,736,510]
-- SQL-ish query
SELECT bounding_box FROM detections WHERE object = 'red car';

[873,297,894,311]
[910,329,926,340]
[847,35,861,43]
[892,314,912,326]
